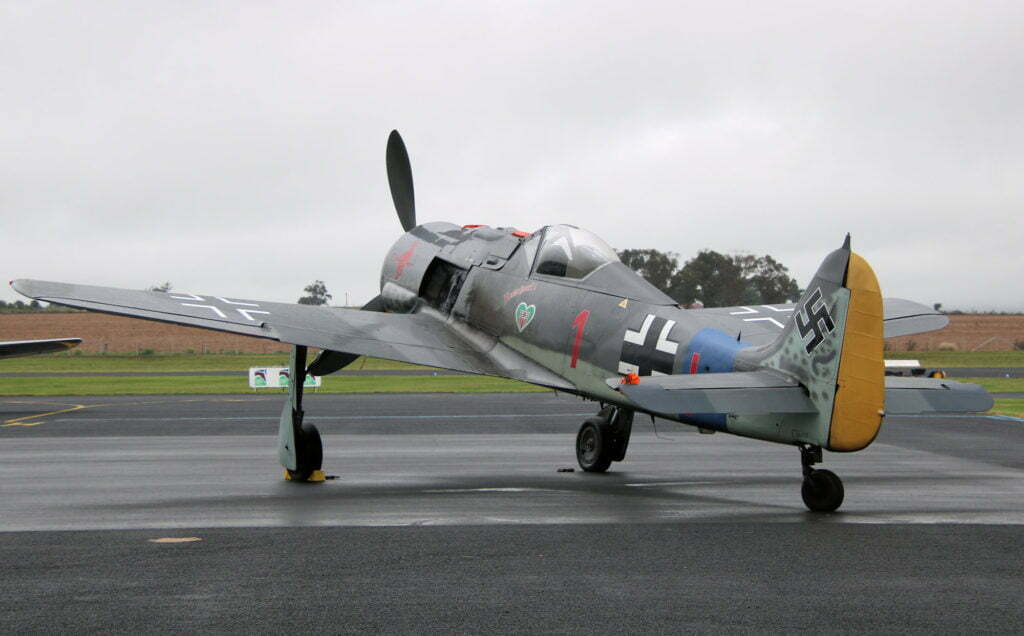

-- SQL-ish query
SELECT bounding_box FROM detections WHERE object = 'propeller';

[306,131,413,378]
[386,130,416,232]
[306,295,386,377]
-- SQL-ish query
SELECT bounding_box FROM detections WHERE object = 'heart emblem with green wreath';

[515,302,536,332]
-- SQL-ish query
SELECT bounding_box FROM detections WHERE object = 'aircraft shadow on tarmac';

[67,468,1019,528]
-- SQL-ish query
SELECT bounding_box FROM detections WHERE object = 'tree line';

[617,248,801,307]
[149,281,335,305]
[0,299,79,313]
[150,280,335,306]
[0,250,796,315]
[284,251,801,310]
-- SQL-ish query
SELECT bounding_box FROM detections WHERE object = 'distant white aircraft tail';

[0,338,81,359]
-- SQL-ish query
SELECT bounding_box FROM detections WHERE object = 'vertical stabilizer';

[737,236,885,451]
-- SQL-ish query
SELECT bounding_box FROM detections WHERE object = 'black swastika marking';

[794,288,835,354]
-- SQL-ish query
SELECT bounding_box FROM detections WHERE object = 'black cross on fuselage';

[620,315,677,376]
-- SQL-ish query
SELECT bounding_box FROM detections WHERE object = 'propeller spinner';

[386,130,416,232]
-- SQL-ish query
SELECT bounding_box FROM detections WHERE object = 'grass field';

[0,353,1021,415]
[0,354,426,373]
[0,374,544,396]
[992,400,1024,418]
[884,350,1024,367]
[2,350,1021,375]
[956,377,1024,393]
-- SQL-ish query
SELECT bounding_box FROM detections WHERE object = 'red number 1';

[570,310,590,369]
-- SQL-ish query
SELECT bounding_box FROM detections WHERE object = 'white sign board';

[248,367,322,389]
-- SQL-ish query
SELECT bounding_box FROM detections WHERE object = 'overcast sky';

[2,1,1021,310]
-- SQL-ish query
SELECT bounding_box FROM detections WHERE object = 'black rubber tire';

[576,419,613,473]
[801,468,844,512]
[290,423,323,481]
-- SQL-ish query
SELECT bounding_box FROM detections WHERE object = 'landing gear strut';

[799,444,843,512]
[576,406,633,472]
[278,345,325,482]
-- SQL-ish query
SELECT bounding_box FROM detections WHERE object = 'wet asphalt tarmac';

[1,366,1018,378]
[1,393,1022,633]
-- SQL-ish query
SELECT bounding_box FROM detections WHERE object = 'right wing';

[0,337,81,359]
[690,297,948,345]
[11,279,572,390]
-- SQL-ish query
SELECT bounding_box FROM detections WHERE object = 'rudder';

[829,252,884,450]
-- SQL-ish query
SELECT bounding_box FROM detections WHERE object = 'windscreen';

[533,225,619,279]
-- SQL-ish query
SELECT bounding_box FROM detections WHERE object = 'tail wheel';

[576,419,613,473]
[801,469,844,512]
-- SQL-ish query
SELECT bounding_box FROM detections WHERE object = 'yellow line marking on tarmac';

[148,537,203,544]
[2,394,273,428]
[3,403,106,427]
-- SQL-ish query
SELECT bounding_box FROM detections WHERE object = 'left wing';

[11,279,572,390]
[691,298,948,345]
[0,337,81,359]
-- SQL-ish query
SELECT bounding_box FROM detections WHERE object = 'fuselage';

[379,222,756,427]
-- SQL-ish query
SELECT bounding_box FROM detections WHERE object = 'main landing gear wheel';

[575,406,634,473]
[799,445,844,512]
[279,345,327,483]
[577,419,613,472]
[287,423,323,482]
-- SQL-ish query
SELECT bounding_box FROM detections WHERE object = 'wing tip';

[10,279,30,297]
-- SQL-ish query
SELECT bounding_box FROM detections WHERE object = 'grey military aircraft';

[0,338,81,359]
[12,131,991,512]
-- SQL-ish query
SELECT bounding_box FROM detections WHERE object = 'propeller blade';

[386,130,416,232]
[305,295,386,376]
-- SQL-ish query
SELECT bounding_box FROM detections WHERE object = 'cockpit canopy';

[531,225,620,280]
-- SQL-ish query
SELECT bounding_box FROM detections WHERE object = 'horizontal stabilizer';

[608,370,818,416]
[885,377,993,414]
[880,298,949,338]
[690,298,947,345]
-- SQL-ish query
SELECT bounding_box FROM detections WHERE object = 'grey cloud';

[2,1,1021,310]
